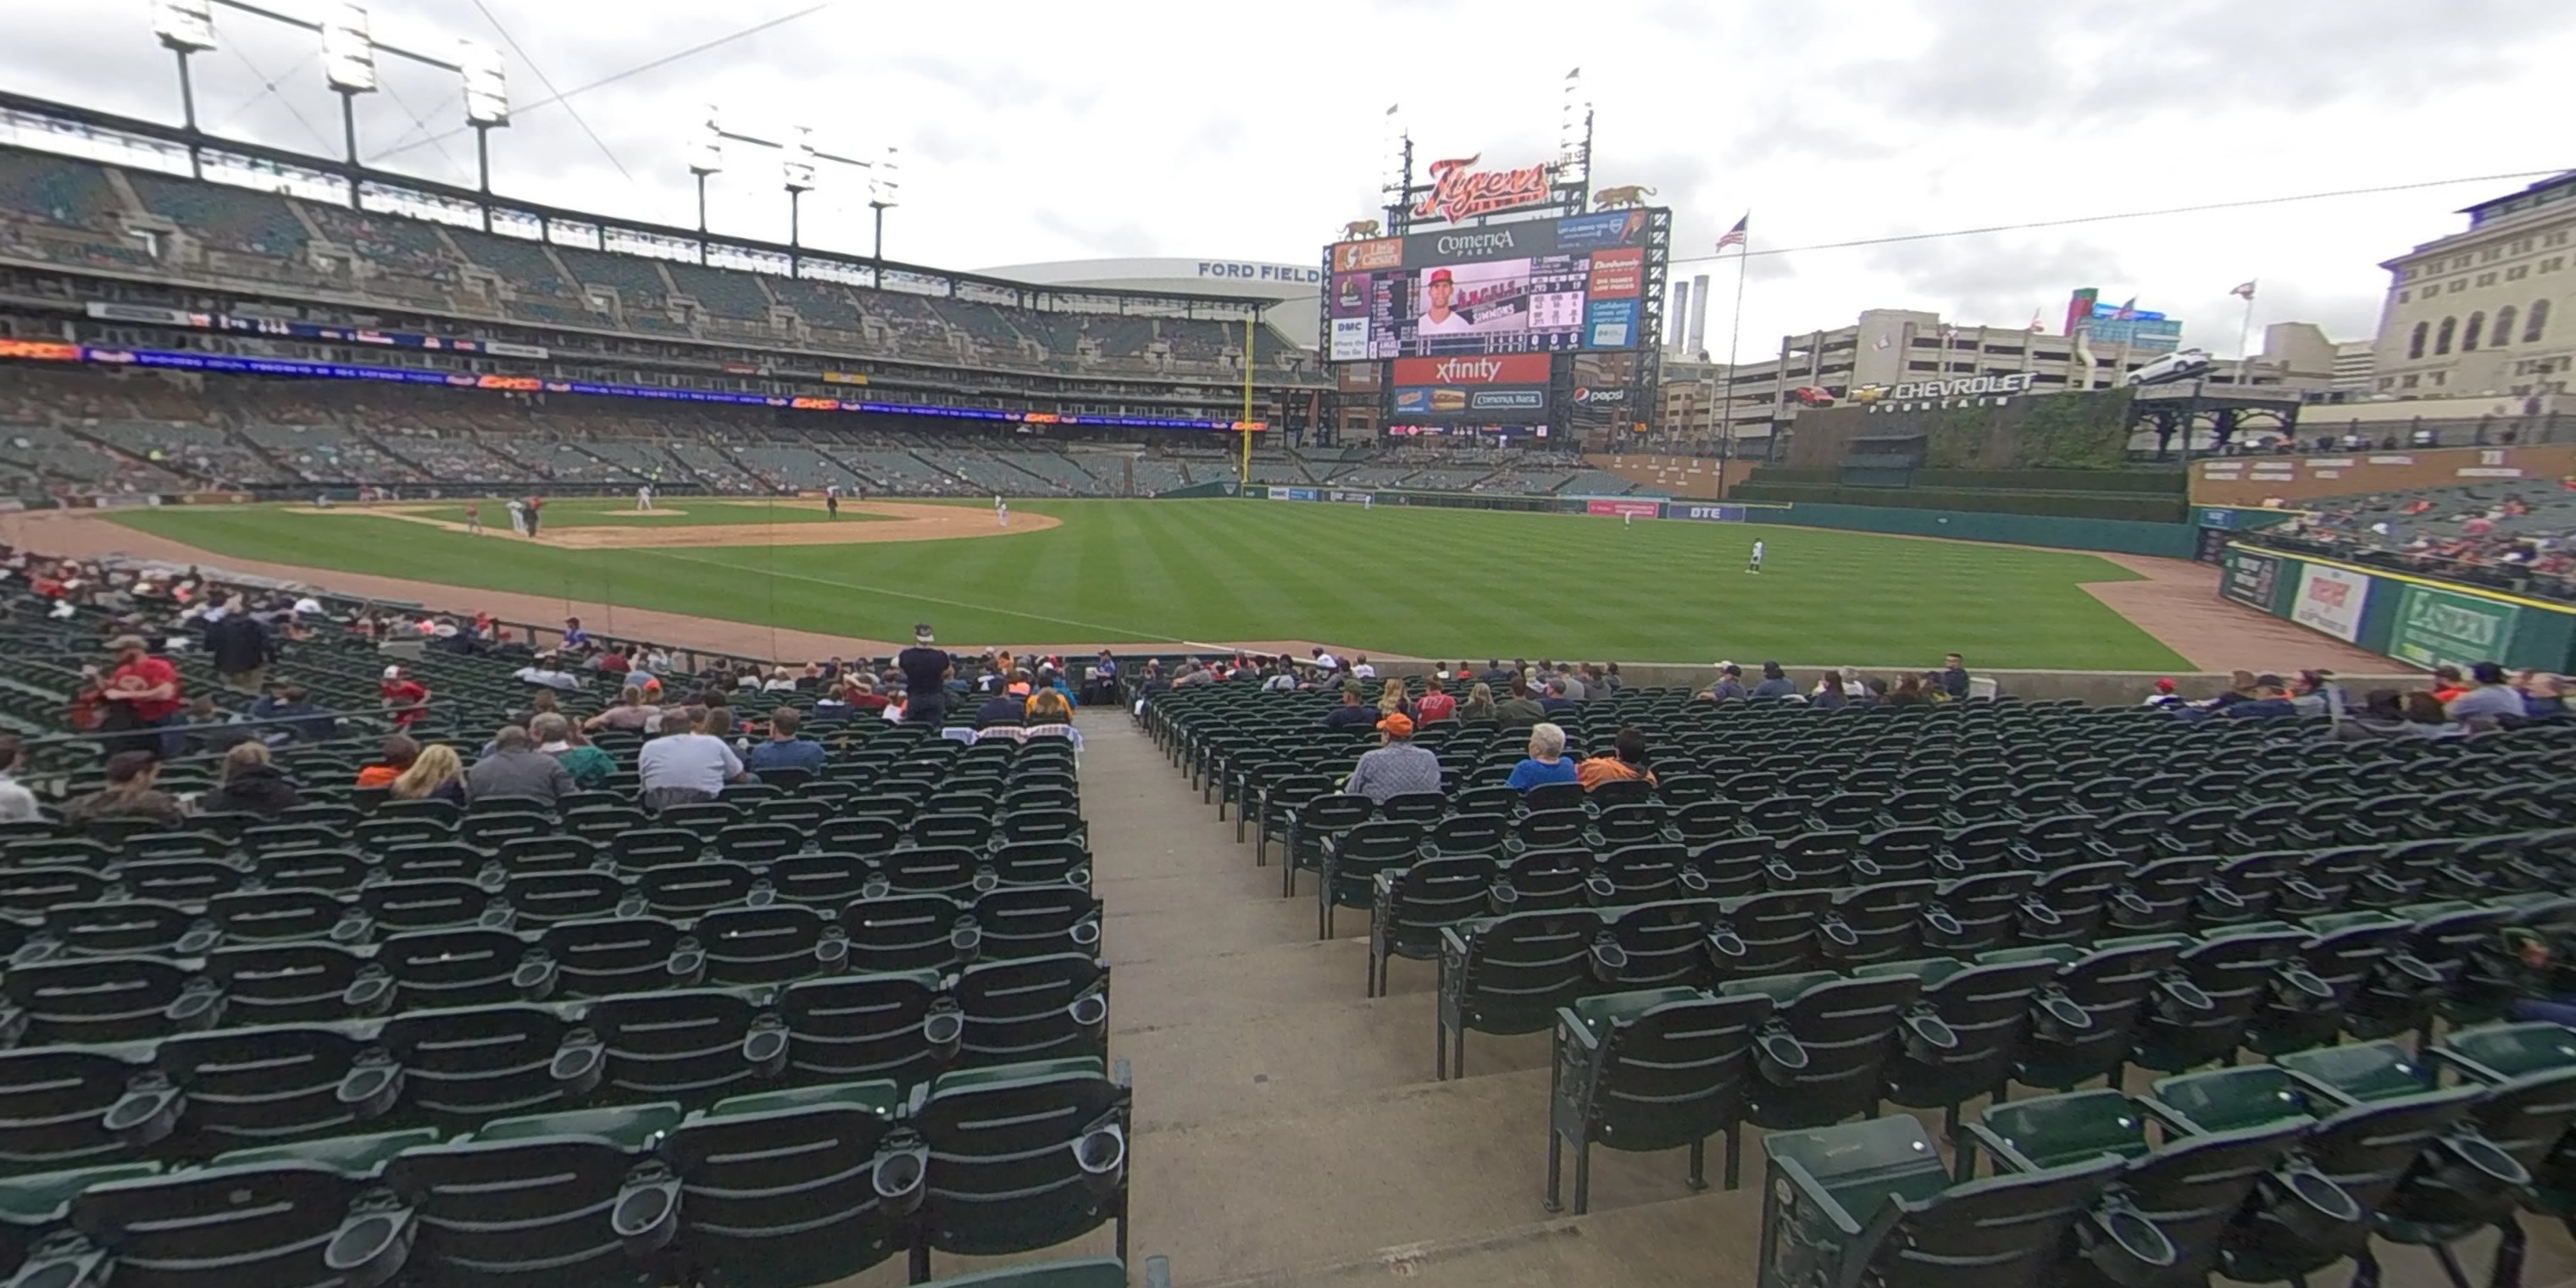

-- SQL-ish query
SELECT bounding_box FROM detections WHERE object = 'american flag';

[1715,214,1748,251]
[2230,280,2257,300]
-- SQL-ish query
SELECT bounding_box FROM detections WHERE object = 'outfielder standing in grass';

[1746,538,1765,575]
[464,499,481,535]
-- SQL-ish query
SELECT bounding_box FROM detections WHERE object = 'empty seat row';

[4,888,1102,1041]
[0,1057,1130,1288]
[0,958,1109,1174]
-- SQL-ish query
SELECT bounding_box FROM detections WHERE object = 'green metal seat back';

[913,1058,1130,1259]
[1562,990,1771,1153]
[664,1080,913,1288]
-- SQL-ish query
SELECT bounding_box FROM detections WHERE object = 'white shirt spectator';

[0,773,36,823]
[637,733,743,797]
[514,663,582,691]
[1352,662,1378,680]
[293,596,324,616]
[1314,652,1341,672]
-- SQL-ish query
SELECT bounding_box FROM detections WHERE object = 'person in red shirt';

[1416,675,1458,724]
[380,664,430,728]
[101,635,186,759]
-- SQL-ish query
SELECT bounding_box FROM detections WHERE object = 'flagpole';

[1718,223,1749,500]
[2236,286,2257,374]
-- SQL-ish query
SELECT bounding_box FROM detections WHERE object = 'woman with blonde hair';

[390,742,468,803]
[1376,676,1413,720]
[1458,681,1499,726]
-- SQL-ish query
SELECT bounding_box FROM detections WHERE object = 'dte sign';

[1196,263,1324,285]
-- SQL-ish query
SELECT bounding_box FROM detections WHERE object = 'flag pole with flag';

[2231,280,2258,373]
[1717,213,1750,497]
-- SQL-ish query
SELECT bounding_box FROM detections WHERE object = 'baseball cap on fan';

[913,624,935,644]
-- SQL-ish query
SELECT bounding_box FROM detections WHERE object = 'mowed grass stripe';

[106,500,2191,669]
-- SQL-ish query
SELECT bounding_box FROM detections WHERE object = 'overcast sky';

[5,0,2571,359]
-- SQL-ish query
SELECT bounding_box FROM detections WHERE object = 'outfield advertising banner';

[2290,563,2372,642]
[1671,503,1749,522]
[1586,499,1663,519]
[2222,549,2283,608]
[1270,487,1318,502]
[2390,584,2520,669]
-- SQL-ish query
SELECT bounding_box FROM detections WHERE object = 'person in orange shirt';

[355,734,419,789]
[1576,725,1658,791]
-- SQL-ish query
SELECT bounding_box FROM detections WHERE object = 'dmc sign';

[1196,262,1324,285]
[1410,153,1555,224]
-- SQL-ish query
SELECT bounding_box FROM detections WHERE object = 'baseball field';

[64,495,2223,670]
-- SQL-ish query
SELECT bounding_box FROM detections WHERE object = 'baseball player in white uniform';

[996,496,1010,528]
[1747,539,1765,574]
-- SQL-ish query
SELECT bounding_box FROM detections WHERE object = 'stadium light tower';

[1557,68,1591,187]
[458,38,508,226]
[782,125,817,267]
[686,104,724,237]
[867,145,899,261]
[153,0,217,178]
[322,3,378,167]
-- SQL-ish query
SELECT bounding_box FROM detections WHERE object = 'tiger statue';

[1591,185,1656,208]
[1339,219,1381,240]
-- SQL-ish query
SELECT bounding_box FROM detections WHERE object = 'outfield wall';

[2218,542,2576,672]
[1241,486,2201,558]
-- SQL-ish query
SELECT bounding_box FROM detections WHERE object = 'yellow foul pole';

[1240,314,1255,485]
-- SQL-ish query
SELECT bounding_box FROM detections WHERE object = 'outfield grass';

[108,499,2190,668]
[401,498,870,528]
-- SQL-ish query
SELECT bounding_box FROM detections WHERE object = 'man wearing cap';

[897,624,953,725]
[2142,678,2187,708]
[1418,268,1474,336]
[1343,712,1441,804]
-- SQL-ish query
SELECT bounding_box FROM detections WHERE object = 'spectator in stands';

[2202,670,2259,712]
[1311,647,1341,675]
[586,686,658,732]
[1033,667,1080,711]
[179,694,254,756]
[1750,662,1798,700]
[562,617,591,650]
[1493,681,1544,730]
[2428,665,2469,704]
[1320,685,1377,730]
[1786,672,1835,710]
[588,642,631,676]
[1171,658,1218,689]
[1507,723,1579,792]
[99,635,186,759]
[1082,652,1119,706]
[248,683,337,744]
[203,597,271,691]
[2334,690,2411,740]
[199,741,301,818]
[1025,687,1074,734]
[1940,653,1972,700]
[391,744,467,803]
[976,685,1026,729]
[356,736,419,789]
[1555,663,1586,702]
[1479,659,1513,687]
[2398,691,2469,738]
[1377,678,1414,722]
[2447,662,2525,723]
[1352,655,1378,680]
[1261,659,1297,693]
[1417,676,1457,724]
[1578,726,1657,790]
[2523,673,2568,719]
[897,624,952,725]
[514,653,583,691]
[467,725,573,805]
[844,675,891,715]
[638,709,745,809]
[1344,713,1440,803]
[1885,675,1929,708]
[66,751,186,825]
[1699,664,1747,703]
[533,713,616,788]
[1458,682,1498,726]
[380,665,430,729]
[745,707,826,776]
[2288,670,2340,718]
[1599,662,1624,694]
[0,737,36,823]
[2142,678,2186,708]
[1540,679,1578,713]
[2227,677,2299,719]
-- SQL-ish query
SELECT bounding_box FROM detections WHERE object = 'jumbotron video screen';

[1325,209,1653,362]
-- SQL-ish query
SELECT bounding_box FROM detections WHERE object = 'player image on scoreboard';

[1402,255,1590,357]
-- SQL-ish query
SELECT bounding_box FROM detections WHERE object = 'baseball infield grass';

[106,499,2190,669]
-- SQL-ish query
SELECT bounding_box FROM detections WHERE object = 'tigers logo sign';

[1410,154,1554,224]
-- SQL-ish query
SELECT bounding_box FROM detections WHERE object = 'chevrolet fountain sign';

[1853,370,2041,413]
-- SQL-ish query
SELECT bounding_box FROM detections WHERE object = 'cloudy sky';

[4,0,2570,359]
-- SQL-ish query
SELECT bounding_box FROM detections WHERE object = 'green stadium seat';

[1546,987,1771,1212]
